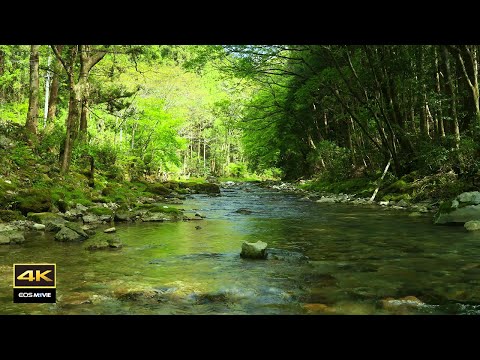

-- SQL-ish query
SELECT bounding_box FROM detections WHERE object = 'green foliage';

[89,207,113,216]
[308,141,352,181]
[226,163,247,178]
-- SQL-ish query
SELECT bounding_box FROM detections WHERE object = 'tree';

[25,45,40,137]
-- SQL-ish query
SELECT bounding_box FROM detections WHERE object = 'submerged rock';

[104,227,116,233]
[85,234,122,250]
[266,248,309,263]
[235,208,253,215]
[380,296,425,311]
[240,240,268,259]
[303,303,336,314]
[465,220,480,231]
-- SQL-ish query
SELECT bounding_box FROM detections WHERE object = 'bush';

[226,163,247,178]
[308,140,352,181]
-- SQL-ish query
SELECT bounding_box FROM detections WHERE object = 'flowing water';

[1,182,480,315]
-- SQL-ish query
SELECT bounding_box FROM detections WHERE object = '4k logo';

[13,264,56,288]
[13,264,56,303]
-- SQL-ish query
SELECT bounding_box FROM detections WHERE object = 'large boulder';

[240,241,268,259]
[191,183,220,194]
[54,225,88,242]
[0,210,25,222]
[27,212,66,232]
[0,231,25,245]
[15,189,52,215]
[435,191,480,224]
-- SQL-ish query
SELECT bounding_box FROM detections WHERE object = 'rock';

[194,213,206,218]
[63,222,89,238]
[195,226,202,230]
[396,199,408,207]
[82,214,100,224]
[451,199,460,209]
[99,215,112,222]
[15,189,52,215]
[114,211,133,222]
[240,240,268,259]
[316,197,336,203]
[85,234,122,250]
[457,191,480,204]
[0,210,25,222]
[104,227,116,233]
[75,203,89,212]
[0,232,25,245]
[435,204,480,224]
[303,303,336,314]
[146,183,172,195]
[191,183,221,194]
[465,220,480,231]
[408,212,422,217]
[32,223,46,231]
[54,226,87,242]
[27,212,66,232]
[235,208,253,215]
[266,248,309,263]
[381,296,425,311]
[0,134,14,149]
[378,201,389,206]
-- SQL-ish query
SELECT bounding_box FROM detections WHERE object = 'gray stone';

[316,197,336,203]
[465,220,480,231]
[76,203,89,212]
[82,214,100,224]
[396,199,408,207]
[141,213,169,222]
[457,191,480,205]
[0,232,25,245]
[63,222,89,238]
[54,226,85,242]
[378,201,389,206]
[435,204,480,224]
[266,248,309,263]
[99,215,112,222]
[27,212,65,231]
[114,212,133,222]
[104,227,116,233]
[85,234,122,250]
[240,241,268,259]
[32,223,46,231]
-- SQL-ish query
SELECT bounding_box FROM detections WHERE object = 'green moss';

[88,207,113,216]
[15,189,52,215]
[145,183,172,195]
[191,183,220,194]
[135,203,181,214]
[438,201,455,214]
[0,210,25,222]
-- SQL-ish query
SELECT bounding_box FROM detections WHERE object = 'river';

[1,182,480,315]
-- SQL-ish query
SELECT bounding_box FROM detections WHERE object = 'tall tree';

[25,45,40,137]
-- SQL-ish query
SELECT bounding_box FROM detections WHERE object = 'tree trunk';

[25,45,40,136]
[61,86,80,174]
[79,97,89,141]
[440,46,460,147]
[47,45,63,129]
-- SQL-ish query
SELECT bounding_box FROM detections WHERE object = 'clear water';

[1,182,480,315]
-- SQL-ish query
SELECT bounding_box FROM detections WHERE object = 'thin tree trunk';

[26,45,40,136]
[369,158,392,202]
[47,45,63,129]
[43,54,51,129]
[440,46,460,148]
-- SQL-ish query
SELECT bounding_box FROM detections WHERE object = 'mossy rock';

[146,183,172,196]
[191,183,220,194]
[161,181,180,191]
[0,210,25,222]
[386,179,410,194]
[27,212,66,231]
[101,186,114,196]
[88,207,114,216]
[84,234,122,250]
[15,189,52,215]
[135,204,181,215]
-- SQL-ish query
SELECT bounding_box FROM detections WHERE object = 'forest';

[2,45,479,200]
[1,45,480,315]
